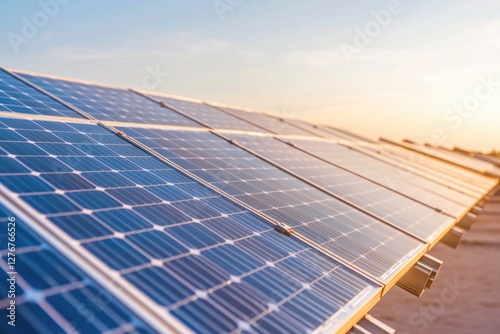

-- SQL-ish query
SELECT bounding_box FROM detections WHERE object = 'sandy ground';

[370,194,500,334]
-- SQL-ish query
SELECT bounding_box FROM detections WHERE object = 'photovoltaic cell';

[146,93,268,132]
[0,202,153,334]
[225,133,455,241]
[14,72,203,127]
[351,144,486,198]
[218,106,316,136]
[118,126,426,281]
[289,138,475,217]
[0,117,381,333]
[382,146,496,189]
[0,70,81,118]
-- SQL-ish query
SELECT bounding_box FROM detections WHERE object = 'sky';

[1,0,499,151]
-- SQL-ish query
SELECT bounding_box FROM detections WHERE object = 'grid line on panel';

[378,145,492,196]
[287,138,471,219]
[117,125,427,283]
[0,200,155,334]
[352,144,481,200]
[338,143,479,211]
[0,116,382,334]
[139,91,269,133]
[341,141,479,206]
[381,138,500,178]
[210,104,318,137]
[214,132,429,243]
[276,137,458,216]
[13,71,203,128]
[0,68,84,119]
[224,133,457,243]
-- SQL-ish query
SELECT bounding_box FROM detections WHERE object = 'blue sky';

[1,0,499,151]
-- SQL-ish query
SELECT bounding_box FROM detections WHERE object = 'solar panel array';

[0,68,498,334]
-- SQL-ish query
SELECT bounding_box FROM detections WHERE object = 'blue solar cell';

[21,193,80,214]
[45,286,136,333]
[49,214,113,240]
[14,249,83,289]
[127,230,189,259]
[167,223,225,249]
[94,208,153,232]
[83,238,150,270]
[41,173,95,190]
[0,69,81,118]
[133,204,190,226]
[16,71,204,127]
[164,255,230,290]
[123,267,194,306]
[18,156,71,172]
[0,175,54,193]
[144,184,193,201]
[107,187,162,205]
[0,202,153,333]
[171,200,224,220]
[0,128,26,141]
[1,141,47,155]
[17,129,65,143]
[202,244,265,276]
[67,190,122,210]
[242,266,303,303]
[82,171,136,187]
[202,216,255,240]
[171,298,238,334]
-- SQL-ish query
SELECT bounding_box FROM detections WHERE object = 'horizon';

[1,0,499,151]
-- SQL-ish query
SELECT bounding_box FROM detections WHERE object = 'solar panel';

[0,201,153,333]
[351,144,487,198]
[0,69,81,118]
[287,138,476,217]
[118,126,426,281]
[143,93,269,132]
[223,133,456,241]
[0,116,383,333]
[13,71,203,127]
[389,140,500,178]
[214,105,317,136]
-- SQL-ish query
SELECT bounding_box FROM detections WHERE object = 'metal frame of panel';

[381,138,500,178]
[368,146,485,197]
[341,144,480,206]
